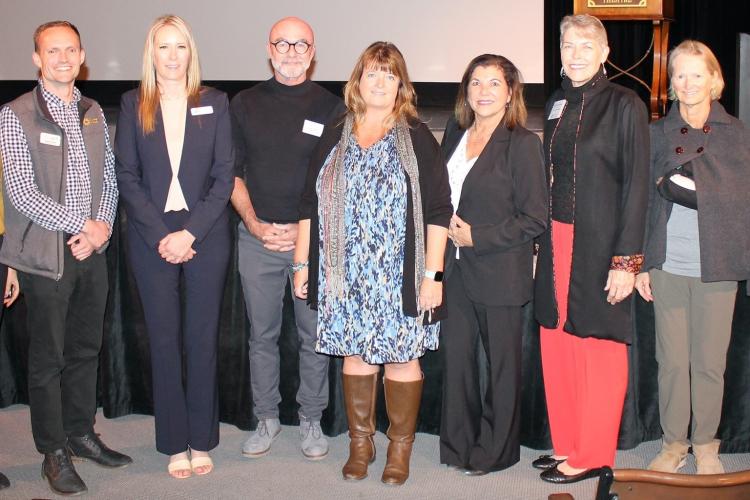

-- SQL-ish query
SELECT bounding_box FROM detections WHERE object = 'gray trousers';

[650,269,737,446]
[238,223,329,421]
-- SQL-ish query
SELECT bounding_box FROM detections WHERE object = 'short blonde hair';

[667,39,725,101]
[560,14,608,49]
[343,42,418,129]
[138,15,202,134]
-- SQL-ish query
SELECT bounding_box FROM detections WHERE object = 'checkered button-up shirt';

[0,81,118,234]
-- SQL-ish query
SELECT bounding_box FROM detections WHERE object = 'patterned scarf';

[319,113,425,306]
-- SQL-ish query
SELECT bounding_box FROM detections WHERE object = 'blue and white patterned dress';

[316,130,439,364]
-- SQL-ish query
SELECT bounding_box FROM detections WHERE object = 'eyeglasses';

[270,40,311,54]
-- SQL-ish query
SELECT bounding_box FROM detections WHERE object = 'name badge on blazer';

[191,106,214,116]
[83,117,99,126]
[40,132,61,146]
[302,119,324,137]
[548,100,566,120]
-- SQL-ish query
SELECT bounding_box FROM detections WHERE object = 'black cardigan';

[299,118,453,323]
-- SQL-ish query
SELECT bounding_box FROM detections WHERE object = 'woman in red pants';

[533,14,650,483]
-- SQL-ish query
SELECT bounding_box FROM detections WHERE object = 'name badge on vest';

[302,119,324,137]
[83,117,99,126]
[548,100,566,120]
[191,106,214,116]
[39,132,61,147]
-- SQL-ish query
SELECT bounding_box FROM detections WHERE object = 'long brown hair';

[138,15,201,134]
[454,54,527,130]
[343,42,418,129]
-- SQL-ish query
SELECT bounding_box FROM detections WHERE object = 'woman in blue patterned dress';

[293,42,451,485]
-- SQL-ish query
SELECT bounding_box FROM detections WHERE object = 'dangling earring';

[560,67,566,78]
[602,63,607,76]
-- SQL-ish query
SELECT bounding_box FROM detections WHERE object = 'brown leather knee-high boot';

[342,373,378,480]
[381,377,423,485]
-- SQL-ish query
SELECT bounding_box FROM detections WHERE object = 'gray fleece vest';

[0,86,106,280]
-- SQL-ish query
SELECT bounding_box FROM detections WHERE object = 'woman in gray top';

[636,40,750,475]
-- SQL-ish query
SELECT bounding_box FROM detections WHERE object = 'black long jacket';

[534,73,650,344]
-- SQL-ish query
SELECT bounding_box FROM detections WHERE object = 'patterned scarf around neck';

[319,113,426,308]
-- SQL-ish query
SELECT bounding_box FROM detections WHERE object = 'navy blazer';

[115,87,234,248]
[442,117,548,307]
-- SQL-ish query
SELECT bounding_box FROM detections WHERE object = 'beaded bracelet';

[289,261,309,273]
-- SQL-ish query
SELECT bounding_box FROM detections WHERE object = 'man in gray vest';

[0,20,130,496]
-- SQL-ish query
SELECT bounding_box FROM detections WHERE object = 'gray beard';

[272,60,309,80]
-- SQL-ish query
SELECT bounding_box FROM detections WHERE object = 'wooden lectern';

[574,0,675,120]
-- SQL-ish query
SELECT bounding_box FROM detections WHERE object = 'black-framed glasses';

[270,39,311,54]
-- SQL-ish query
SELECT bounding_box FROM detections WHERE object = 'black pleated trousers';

[127,211,231,455]
[439,264,522,471]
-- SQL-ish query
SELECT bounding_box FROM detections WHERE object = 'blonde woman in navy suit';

[115,15,234,478]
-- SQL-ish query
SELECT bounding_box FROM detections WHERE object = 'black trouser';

[439,264,522,472]
[127,211,231,455]
[0,235,6,324]
[19,246,107,453]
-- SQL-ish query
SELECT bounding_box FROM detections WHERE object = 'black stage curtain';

[2,210,750,453]
[2,0,750,454]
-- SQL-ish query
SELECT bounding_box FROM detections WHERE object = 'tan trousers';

[650,269,737,446]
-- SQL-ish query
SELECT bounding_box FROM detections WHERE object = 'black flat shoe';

[540,465,602,484]
[462,466,489,476]
[0,471,9,490]
[67,432,133,469]
[446,464,469,473]
[532,454,566,470]
[42,448,87,496]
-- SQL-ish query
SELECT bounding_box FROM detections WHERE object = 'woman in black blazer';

[115,15,234,478]
[439,54,547,475]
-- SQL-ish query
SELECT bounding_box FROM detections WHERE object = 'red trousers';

[540,221,628,469]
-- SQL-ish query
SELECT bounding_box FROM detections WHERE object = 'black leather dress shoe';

[0,471,10,490]
[540,465,602,484]
[42,448,87,496]
[67,432,133,469]
[532,454,566,470]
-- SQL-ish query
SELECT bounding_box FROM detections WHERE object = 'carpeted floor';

[1,405,749,500]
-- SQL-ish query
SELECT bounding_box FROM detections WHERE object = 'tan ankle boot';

[694,440,724,475]
[381,377,423,485]
[647,440,689,473]
[341,373,378,480]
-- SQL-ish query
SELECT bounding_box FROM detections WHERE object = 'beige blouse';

[161,96,189,213]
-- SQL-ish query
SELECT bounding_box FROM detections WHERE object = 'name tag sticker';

[40,132,61,147]
[548,100,567,120]
[190,106,214,116]
[302,119,324,137]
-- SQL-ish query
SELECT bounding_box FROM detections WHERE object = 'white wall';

[0,0,544,83]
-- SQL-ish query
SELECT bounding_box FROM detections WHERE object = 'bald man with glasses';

[230,16,345,460]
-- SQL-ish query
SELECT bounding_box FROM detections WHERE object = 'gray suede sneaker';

[300,416,328,460]
[242,418,281,458]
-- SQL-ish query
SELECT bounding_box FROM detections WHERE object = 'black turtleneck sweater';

[549,71,608,223]
[230,78,345,223]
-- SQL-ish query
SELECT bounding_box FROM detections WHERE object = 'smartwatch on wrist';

[425,270,444,282]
